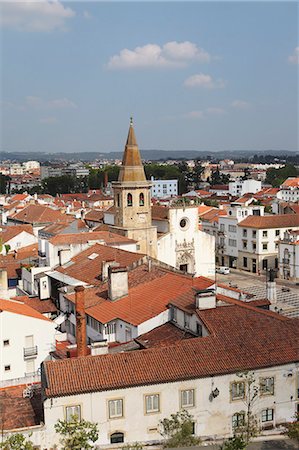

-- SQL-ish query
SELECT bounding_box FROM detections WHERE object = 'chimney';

[266,269,277,304]
[75,285,88,357]
[102,260,120,281]
[90,340,108,356]
[195,289,216,310]
[108,266,128,301]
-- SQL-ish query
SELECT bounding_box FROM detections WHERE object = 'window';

[243,241,247,249]
[243,229,247,237]
[108,399,123,419]
[260,377,274,396]
[262,408,274,422]
[262,243,268,251]
[127,193,132,207]
[145,394,160,414]
[87,316,102,333]
[220,224,225,232]
[65,405,81,422]
[228,225,236,233]
[263,230,268,238]
[228,239,237,247]
[252,230,257,238]
[110,432,124,444]
[252,242,256,251]
[243,257,247,268]
[139,193,144,206]
[116,193,120,207]
[170,307,177,322]
[231,381,245,400]
[106,322,116,335]
[275,230,280,237]
[232,412,245,429]
[184,313,190,329]
[3,340,9,346]
[181,389,195,408]
[4,365,11,371]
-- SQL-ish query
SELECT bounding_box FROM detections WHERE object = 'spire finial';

[130,116,133,126]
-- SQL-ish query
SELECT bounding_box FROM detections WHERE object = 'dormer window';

[127,193,133,207]
[139,193,144,206]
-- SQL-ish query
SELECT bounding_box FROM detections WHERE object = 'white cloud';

[0,0,75,32]
[25,96,77,109]
[184,73,225,89]
[288,47,299,64]
[206,107,226,115]
[39,116,57,124]
[107,41,210,69]
[83,11,92,20]
[231,100,251,110]
[183,111,204,120]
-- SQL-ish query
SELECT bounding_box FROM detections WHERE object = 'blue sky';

[0,1,298,153]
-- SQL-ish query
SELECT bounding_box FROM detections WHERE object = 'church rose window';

[180,218,189,229]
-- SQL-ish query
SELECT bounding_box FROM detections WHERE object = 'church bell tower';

[111,119,157,258]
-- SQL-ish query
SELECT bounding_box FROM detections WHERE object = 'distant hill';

[0,149,297,163]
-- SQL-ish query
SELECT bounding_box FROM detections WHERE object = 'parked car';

[216,266,230,275]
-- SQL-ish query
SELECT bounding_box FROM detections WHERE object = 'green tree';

[233,371,260,445]
[158,410,200,448]
[283,412,299,444]
[0,175,9,195]
[0,433,34,450]
[265,164,298,187]
[42,175,88,196]
[54,416,98,450]
[220,435,247,450]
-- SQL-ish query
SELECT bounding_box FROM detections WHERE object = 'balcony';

[23,346,38,358]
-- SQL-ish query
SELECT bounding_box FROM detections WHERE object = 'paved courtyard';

[216,269,299,317]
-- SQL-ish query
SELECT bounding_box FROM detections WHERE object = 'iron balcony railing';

[23,346,38,358]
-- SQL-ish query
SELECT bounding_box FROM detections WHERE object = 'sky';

[0,1,298,153]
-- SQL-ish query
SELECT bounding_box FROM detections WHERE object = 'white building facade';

[229,179,262,197]
[150,177,178,198]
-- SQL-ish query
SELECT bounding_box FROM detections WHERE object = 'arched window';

[127,193,132,207]
[110,432,124,444]
[139,192,144,206]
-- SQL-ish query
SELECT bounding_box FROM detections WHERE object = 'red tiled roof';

[0,384,42,430]
[239,214,299,229]
[0,224,34,243]
[10,194,29,202]
[13,296,57,314]
[56,243,143,285]
[135,322,195,348]
[44,304,299,398]
[0,298,52,321]
[200,209,227,223]
[210,185,229,190]
[84,210,104,222]
[49,231,136,246]
[11,204,71,225]
[151,205,169,221]
[66,271,212,326]
[282,177,299,188]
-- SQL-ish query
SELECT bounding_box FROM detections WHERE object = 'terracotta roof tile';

[0,384,42,430]
[0,298,52,321]
[135,322,195,348]
[65,271,214,326]
[13,295,57,314]
[282,177,299,188]
[0,225,34,243]
[56,243,144,285]
[239,214,299,229]
[49,231,136,246]
[44,305,299,398]
[151,205,169,221]
[11,204,71,225]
